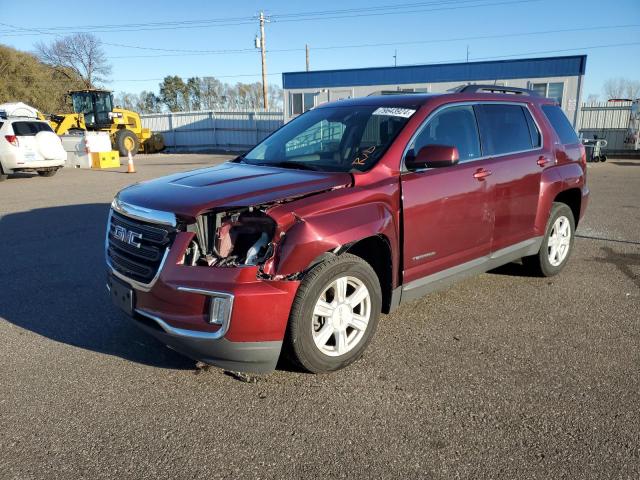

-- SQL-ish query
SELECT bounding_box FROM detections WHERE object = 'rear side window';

[476,104,534,155]
[11,121,53,136]
[541,105,579,145]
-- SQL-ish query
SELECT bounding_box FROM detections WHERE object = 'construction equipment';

[48,89,154,156]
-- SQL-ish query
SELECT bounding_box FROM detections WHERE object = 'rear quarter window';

[541,105,579,145]
[11,121,54,136]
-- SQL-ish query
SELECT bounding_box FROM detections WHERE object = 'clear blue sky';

[1,0,639,99]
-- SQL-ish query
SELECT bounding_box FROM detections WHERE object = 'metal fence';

[141,110,284,151]
[142,104,638,155]
[577,101,636,152]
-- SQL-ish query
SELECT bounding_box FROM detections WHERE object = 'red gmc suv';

[106,85,588,374]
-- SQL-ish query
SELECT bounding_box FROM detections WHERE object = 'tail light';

[4,135,18,147]
[579,143,587,169]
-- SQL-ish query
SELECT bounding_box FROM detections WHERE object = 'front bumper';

[109,232,300,373]
[132,309,283,373]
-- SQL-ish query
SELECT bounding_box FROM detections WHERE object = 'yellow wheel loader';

[48,89,159,156]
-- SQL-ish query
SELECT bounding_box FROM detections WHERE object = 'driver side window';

[412,105,481,162]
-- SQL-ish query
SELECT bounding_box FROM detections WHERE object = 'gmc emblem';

[113,225,143,248]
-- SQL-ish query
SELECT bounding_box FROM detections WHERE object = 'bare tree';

[603,78,625,99]
[624,80,640,100]
[268,84,283,110]
[36,33,111,88]
[154,75,283,112]
[198,77,225,109]
[585,93,599,104]
[114,91,139,110]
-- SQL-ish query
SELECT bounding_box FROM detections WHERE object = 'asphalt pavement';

[0,154,638,479]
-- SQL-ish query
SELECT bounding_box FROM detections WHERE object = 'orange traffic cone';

[126,151,136,173]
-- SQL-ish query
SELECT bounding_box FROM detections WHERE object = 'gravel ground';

[0,154,638,479]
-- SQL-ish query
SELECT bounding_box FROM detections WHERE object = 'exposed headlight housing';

[185,208,276,268]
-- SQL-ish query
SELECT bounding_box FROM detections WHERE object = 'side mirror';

[405,144,459,170]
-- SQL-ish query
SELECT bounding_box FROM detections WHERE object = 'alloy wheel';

[547,215,571,267]
[311,275,371,357]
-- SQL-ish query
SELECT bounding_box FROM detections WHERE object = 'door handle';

[537,155,551,167]
[473,168,492,180]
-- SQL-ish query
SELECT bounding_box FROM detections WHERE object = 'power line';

[271,0,540,25]
[0,0,538,36]
[463,41,640,62]
[112,73,283,83]
[104,24,640,59]
[0,0,513,34]
[104,41,640,83]
[309,24,640,51]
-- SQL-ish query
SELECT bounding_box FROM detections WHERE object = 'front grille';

[107,211,175,284]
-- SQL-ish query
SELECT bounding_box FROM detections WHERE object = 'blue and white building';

[282,55,586,125]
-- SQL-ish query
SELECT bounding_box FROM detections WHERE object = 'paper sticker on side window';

[372,107,416,118]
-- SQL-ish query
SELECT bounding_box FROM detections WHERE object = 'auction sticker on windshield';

[372,107,416,118]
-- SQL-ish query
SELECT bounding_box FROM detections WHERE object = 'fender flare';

[534,163,585,235]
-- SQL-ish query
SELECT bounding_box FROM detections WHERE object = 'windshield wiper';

[258,161,323,172]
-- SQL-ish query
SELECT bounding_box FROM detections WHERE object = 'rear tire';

[285,253,382,373]
[115,129,139,157]
[37,169,58,177]
[0,164,7,182]
[523,202,575,277]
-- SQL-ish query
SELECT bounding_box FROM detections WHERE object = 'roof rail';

[456,84,539,96]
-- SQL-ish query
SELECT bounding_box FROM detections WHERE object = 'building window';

[531,82,564,105]
[290,92,316,116]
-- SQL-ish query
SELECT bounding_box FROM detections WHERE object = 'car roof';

[314,91,556,110]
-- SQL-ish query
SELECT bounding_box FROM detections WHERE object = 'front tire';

[115,129,139,157]
[285,253,382,373]
[523,202,575,277]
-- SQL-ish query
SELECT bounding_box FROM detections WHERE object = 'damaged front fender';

[263,201,398,278]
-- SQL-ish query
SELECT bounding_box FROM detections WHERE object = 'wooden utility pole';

[305,44,310,71]
[259,11,268,110]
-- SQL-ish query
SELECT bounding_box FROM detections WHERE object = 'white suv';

[0,115,66,181]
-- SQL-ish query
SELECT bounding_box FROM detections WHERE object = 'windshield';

[72,92,93,116]
[243,105,415,172]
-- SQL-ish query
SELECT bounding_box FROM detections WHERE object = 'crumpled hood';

[117,162,352,219]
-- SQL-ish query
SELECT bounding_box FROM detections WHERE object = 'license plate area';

[108,276,135,316]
